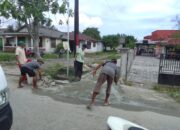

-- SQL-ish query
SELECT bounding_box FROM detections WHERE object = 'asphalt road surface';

[7,75,180,130]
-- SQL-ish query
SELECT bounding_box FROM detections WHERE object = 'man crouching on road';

[19,59,44,89]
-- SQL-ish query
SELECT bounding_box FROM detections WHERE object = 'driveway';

[128,56,159,84]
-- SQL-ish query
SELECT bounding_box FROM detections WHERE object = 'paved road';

[7,75,180,130]
[128,56,159,84]
[2,57,180,130]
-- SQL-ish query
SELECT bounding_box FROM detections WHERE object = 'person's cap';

[37,58,44,64]
[18,41,25,46]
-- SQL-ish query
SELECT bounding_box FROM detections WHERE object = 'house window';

[39,37,43,47]
[51,38,56,48]
[93,42,96,47]
[5,37,15,46]
[87,41,91,49]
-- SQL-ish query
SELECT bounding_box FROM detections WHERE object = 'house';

[62,32,104,53]
[0,26,64,53]
[137,30,180,57]
[0,28,7,50]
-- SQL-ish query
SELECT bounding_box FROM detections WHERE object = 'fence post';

[118,48,130,81]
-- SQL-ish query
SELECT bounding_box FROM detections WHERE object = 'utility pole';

[74,0,79,57]
[67,0,70,77]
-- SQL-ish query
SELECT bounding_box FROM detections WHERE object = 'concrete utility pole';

[67,0,70,77]
[74,0,79,57]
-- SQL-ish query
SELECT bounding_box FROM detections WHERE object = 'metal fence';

[159,54,180,74]
[158,54,180,86]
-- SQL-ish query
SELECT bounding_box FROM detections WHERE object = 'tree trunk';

[33,21,41,59]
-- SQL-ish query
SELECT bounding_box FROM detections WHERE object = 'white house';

[62,32,104,53]
[0,26,64,53]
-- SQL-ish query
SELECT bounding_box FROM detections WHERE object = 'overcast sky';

[0,0,180,40]
[63,0,180,39]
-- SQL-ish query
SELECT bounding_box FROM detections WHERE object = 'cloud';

[1,0,180,40]
[79,13,103,28]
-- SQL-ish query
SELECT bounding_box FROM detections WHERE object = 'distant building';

[62,32,104,53]
[0,26,64,53]
[136,30,180,57]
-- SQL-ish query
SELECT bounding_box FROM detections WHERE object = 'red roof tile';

[143,30,180,45]
[144,35,152,39]
[151,30,179,41]
[167,38,180,45]
[64,32,96,42]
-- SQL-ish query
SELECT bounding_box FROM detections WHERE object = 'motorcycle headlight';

[0,88,9,106]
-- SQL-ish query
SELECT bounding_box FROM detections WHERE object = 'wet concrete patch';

[32,73,180,117]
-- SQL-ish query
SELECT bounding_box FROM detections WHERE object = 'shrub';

[55,43,64,53]
[0,52,16,61]
[0,41,2,50]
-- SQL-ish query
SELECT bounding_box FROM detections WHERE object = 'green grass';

[124,80,133,86]
[153,84,180,102]
[0,52,16,61]
[86,50,120,62]
[42,53,59,59]
[44,63,64,79]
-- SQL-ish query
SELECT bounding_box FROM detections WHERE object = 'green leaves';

[59,2,66,14]
[51,1,59,14]
[0,0,71,25]
[125,35,137,49]
[102,34,120,50]
[0,0,12,18]
[82,27,101,40]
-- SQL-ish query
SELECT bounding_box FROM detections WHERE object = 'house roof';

[18,26,64,39]
[62,32,97,42]
[166,38,180,45]
[0,28,8,34]
[1,26,64,39]
[143,30,180,45]
[144,35,152,39]
[150,30,179,41]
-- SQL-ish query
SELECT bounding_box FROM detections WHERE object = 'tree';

[102,34,120,50]
[125,35,137,49]
[0,0,72,58]
[174,14,180,29]
[82,27,101,40]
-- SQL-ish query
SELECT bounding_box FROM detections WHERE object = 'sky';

[62,0,180,40]
[0,0,180,40]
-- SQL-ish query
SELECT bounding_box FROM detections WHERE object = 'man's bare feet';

[103,102,110,106]
[33,85,38,89]
[86,103,93,110]
[18,84,24,88]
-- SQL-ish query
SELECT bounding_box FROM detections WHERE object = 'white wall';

[44,38,51,53]
[85,42,104,53]
[44,38,62,53]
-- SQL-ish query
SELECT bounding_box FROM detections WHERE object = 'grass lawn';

[0,52,16,62]
[86,50,120,63]
[153,84,180,102]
